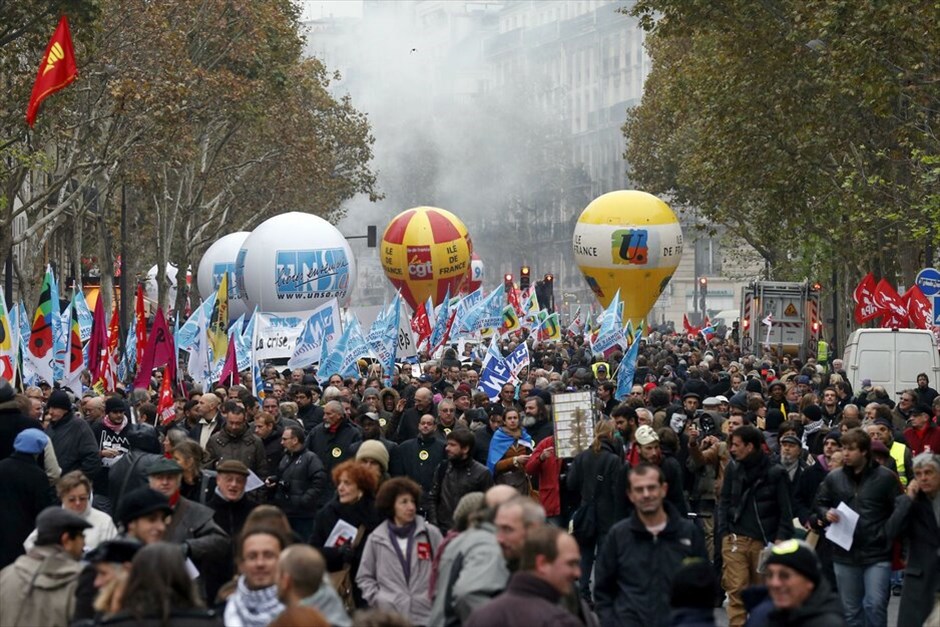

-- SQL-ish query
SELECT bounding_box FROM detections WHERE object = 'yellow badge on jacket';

[331,447,342,458]
[419,449,429,461]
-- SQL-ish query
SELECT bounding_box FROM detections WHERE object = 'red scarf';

[327,419,343,434]
[169,490,181,507]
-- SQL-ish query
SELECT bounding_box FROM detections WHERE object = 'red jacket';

[525,436,562,516]
[903,425,940,456]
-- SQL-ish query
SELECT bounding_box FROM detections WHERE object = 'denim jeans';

[577,532,606,602]
[833,561,891,627]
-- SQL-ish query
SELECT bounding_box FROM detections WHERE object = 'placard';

[552,390,596,458]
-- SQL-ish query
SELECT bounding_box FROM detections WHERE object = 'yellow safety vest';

[889,441,908,486]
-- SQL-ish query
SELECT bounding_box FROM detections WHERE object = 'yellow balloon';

[573,190,683,323]
[380,206,473,311]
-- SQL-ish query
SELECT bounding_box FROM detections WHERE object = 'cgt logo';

[407,246,433,280]
[611,229,649,265]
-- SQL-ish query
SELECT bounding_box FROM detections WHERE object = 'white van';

[842,328,940,399]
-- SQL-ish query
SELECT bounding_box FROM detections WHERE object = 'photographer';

[686,412,729,562]
[268,425,327,541]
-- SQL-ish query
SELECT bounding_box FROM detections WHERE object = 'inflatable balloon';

[573,190,683,323]
[145,264,191,310]
[466,252,484,293]
[234,212,356,313]
[197,232,250,319]
[380,206,472,311]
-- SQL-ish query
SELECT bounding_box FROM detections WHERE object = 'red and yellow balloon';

[380,206,473,311]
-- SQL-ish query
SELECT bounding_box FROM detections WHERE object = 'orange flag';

[26,16,78,127]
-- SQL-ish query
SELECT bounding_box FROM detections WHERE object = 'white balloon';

[145,263,190,310]
[235,212,356,313]
[196,231,250,319]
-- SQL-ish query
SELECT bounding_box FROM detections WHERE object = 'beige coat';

[0,545,83,627]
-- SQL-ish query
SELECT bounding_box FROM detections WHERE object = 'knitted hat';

[763,539,821,585]
[105,396,127,413]
[452,491,485,529]
[873,416,894,431]
[47,389,72,411]
[745,378,764,394]
[764,409,785,433]
[14,428,48,454]
[823,429,841,444]
[635,425,659,446]
[356,440,389,473]
[801,404,822,422]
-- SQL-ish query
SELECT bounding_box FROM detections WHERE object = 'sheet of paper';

[824,501,859,551]
[185,557,200,579]
[245,469,265,493]
[325,518,358,548]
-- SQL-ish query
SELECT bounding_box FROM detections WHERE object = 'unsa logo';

[611,229,649,265]
[407,246,433,280]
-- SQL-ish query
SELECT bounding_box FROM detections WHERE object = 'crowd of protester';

[1,328,939,627]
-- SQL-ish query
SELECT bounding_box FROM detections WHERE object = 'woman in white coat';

[356,476,442,626]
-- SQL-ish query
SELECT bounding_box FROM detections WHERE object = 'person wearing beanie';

[89,396,134,515]
[271,424,327,541]
[356,439,391,479]
[814,428,909,626]
[428,429,492,534]
[0,429,54,569]
[46,388,102,480]
[757,539,843,626]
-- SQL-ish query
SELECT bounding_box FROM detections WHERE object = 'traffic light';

[698,277,707,314]
[366,225,377,248]
[504,273,513,291]
[520,265,530,290]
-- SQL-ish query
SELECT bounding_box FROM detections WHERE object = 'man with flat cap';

[0,506,91,626]
[146,457,229,584]
[115,486,172,545]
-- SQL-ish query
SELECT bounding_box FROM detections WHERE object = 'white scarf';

[223,576,283,627]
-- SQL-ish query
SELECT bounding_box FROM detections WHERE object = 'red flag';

[507,287,523,316]
[903,285,933,330]
[87,295,108,380]
[156,366,176,425]
[133,308,176,388]
[682,313,700,336]
[107,307,120,354]
[218,336,240,386]
[135,284,147,366]
[26,16,78,127]
[410,301,431,344]
[853,272,880,324]
[874,279,908,328]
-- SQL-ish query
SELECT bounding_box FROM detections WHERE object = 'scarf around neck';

[224,576,283,627]
[387,519,417,581]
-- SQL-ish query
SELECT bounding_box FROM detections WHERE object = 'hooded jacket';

[0,544,84,626]
[48,411,101,480]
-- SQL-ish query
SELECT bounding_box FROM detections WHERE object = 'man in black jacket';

[46,390,101,481]
[429,429,493,532]
[0,429,53,568]
[594,463,708,627]
[390,413,445,516]
[294,386,324,432]
[814,428,909,627]
[718,425,793,627]
[304,401,360,501]
[272,425,326,540]
[391,386,435,443]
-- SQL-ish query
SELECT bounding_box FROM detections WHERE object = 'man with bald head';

[190,393,224,450]
[391,386,436,443]
[390,413,445,515]
[305,400,361,501]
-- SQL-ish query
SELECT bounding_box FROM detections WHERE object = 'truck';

[739,281,822,361]
[841,328,940,399]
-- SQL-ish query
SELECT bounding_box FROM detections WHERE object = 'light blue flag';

[504,341,529,381]
[177,293,216,350]
[17,301,34,386]
[287,301,341,369]
[228,314,245,339]
[428,286,452,350]
[614,336,642,401]
[451,287,483,337]
[463,285,505,334]
[592,289,626,356]
[366,299,390,357]
[375,294,401,381]
[237,308,257,372]
[339,315,374,378]
[424,295,435,328]
[118,323,135,383]
[317,325,347,385]
[72,287,93,342]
